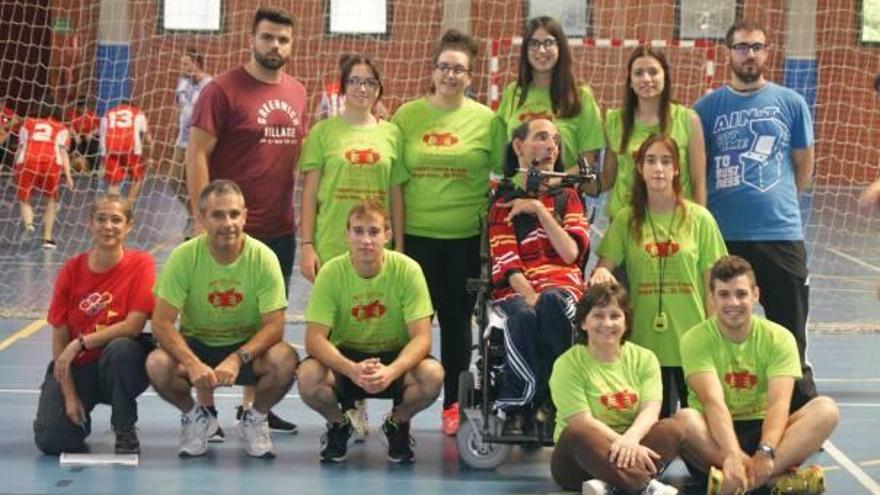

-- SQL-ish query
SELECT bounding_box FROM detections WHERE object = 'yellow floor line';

[0,319,47,352]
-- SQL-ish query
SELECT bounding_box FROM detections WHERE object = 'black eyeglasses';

[526,38,558,51]
[346,77,380,90]
[434,63,470,76]
[730,42,767,55]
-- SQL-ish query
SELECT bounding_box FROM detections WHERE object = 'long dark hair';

[515,16,581,119]
[572,283,633,346]
[618,46,672,155]
[628,133,685,242]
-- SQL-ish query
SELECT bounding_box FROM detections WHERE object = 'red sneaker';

[441,403,460,436]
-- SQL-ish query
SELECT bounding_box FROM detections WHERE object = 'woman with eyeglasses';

[497,16,604,172]
[391,29,501,436]
[601,46,706,222]
[33,194,155,455]
[590,134,726,419]
[300,53,403,282]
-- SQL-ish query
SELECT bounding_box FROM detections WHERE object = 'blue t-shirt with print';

[694,83,813,241]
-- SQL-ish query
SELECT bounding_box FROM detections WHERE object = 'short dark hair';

[184,48,204,69]
[199,179,244,212]
[347,199,390,229]
[709,255,758,291]
[91,194,133,223]
[338,53,384,101]
[252,6,294,33]
[503,118,565,177]
[572,283,633,345]
[725,19,768,47]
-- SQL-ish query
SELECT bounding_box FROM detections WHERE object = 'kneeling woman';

[550,283,683,495]
[33,194,155,455]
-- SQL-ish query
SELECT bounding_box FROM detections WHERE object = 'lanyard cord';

[646,207,677,315]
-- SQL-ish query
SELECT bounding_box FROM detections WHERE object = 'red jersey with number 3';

[100,104,148,155]
[15,118,69,166]
[47,250,156,366]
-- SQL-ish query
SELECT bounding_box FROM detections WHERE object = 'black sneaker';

[382,416,414,464]
[114,427,140,454]
[268,410,298,434]
[319,418,354,463]
[502,412,526,436]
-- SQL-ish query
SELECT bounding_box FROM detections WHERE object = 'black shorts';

[732,419,764,455]
[331,348,408,410]
[186,337,257,385]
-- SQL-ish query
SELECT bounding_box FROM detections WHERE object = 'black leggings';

[404,234,480,408]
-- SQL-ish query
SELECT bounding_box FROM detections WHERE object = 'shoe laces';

[384,417,415,448]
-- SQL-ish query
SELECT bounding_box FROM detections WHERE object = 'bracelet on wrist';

[78,334,87,352]
[301,241,314,245]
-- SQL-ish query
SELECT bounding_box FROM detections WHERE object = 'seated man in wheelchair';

[487,118,591,436]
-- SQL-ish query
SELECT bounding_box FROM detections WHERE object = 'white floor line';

[824,440,880,494]
[826,247,880,274]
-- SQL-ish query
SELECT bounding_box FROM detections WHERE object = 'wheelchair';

[456,160,598,470]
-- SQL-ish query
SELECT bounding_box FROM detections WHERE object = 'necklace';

[646,207,677,332]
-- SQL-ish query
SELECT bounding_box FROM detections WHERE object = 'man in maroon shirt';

[185,5,306,436]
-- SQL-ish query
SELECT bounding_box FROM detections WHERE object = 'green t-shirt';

[305,249,434,353]
[604,104,696,219]
[300,117,402,262]
[496,82,605,168]
[550,343,662,442]
[153,235,287,346]
[391,98,501,239]
[597,201,727,366]
[681,316,802,421]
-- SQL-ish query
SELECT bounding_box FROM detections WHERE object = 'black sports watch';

[236,349,253,365]
[756,443,776,459]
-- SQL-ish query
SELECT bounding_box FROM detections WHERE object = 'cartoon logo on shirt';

[644,240,680,258]
[422,132,459,147]
[517,110,554,122]
[351,300,386,321]
[208,289,244,308]
[600,389,639,411]
[345,148,381,165]
[725,370,758,390]
[78,292,114,316]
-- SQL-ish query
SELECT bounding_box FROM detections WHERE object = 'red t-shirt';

[190,67,309,238]
[69,109,100,136]
[16,118,69,166]
[100,104,149,155]
[47,250,156,366]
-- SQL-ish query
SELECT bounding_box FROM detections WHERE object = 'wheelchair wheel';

[457,370,475,408]
[457,414,512,469]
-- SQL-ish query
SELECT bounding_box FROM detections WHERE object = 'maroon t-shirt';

[191,67,308,238]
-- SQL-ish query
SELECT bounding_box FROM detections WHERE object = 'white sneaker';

[582,479,609,495]
[178,405,210,457]
[347,400,369,443]
[237,407,275,458]
[643,479,678,495]
[206,412,225,443]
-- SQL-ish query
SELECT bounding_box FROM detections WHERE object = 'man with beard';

[694,20,817,411]
[186,6,305,437]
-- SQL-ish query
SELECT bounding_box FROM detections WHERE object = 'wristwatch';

[235,349,253,365]
[756,443,776,459]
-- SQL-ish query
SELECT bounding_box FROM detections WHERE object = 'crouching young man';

[298,200,443,464]
[676,256,838,494]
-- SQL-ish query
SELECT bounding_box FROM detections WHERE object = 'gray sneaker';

[236,407,275,458]
[582,479,609,495]
[207,412,225,443]
[178,405,211,457]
